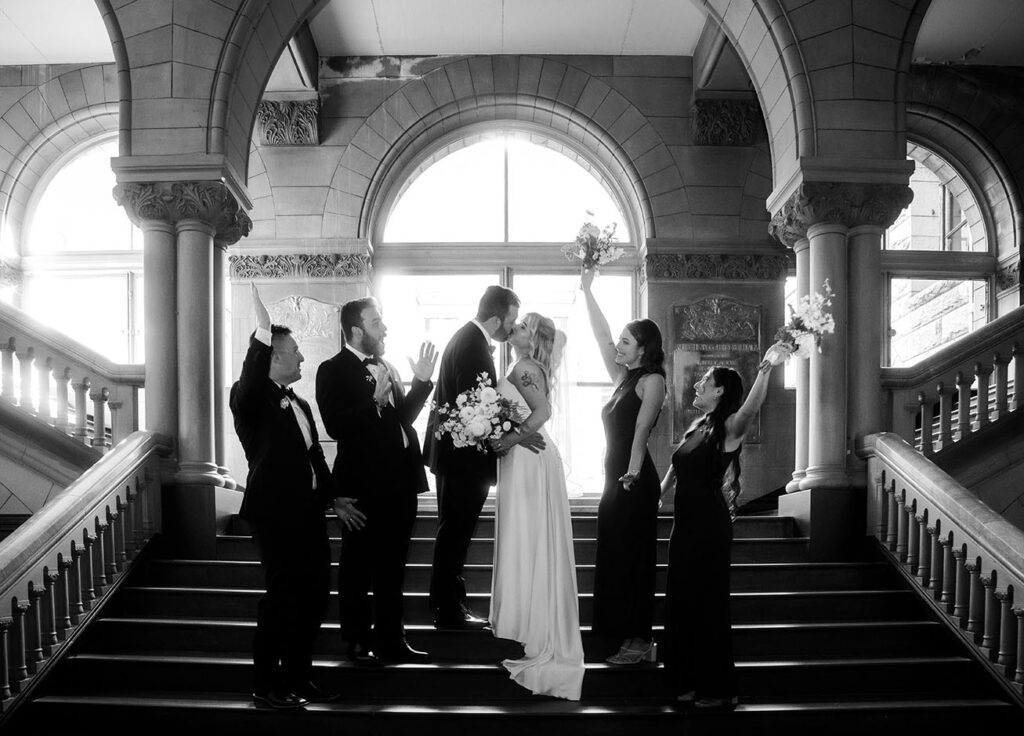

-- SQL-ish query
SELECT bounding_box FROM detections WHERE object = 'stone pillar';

[787,238,810,493]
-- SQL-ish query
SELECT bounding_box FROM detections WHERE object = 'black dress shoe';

[253,690,308,709]
[433,607,489,630]
[378,640,431,663]
[292,680,341,703]
[346,642,381,665]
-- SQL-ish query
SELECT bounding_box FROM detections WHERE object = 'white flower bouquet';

[433,373,521,452]
[770,279,836,361]
[561,211,624,270]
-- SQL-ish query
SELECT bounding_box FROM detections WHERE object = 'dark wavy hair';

[626,318,666,377]
[684,366,745,515]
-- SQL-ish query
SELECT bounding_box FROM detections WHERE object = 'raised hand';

[408,341,438,382]
[251,282,271,331]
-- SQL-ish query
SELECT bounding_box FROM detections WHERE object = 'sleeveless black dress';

[664,429,738,698]
[592,367,660,641]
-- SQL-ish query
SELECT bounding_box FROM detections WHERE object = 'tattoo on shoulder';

[519,369,539,389]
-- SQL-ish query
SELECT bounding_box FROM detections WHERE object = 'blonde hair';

[521,312,566,390]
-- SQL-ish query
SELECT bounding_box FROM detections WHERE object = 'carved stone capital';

[771,182,913,245]
[646,253,788,281]
[228,253,372,281]
[996,260,1019,292]
[0,259,22,289]
[692,99,763,146]
[256,99,320,145]
[112,181,253,245]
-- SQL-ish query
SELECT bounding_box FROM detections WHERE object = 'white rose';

[459,406,475,422]
[793,332,816,358]
[468,419,490,438]
[502,421,512,431]
[456,394,467,406]
[478,387,497,404]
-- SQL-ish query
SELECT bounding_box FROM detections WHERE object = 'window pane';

[888,278,988,367]
[29,139,141,253]
[507,138,628,242]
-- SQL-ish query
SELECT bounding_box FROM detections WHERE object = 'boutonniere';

[280,397,291,410]
[365,375,375,384]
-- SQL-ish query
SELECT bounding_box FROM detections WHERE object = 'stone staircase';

[10,510,1023,734]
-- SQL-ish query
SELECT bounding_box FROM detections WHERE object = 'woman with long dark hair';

[660,344,790,709]
[581,268,666,665]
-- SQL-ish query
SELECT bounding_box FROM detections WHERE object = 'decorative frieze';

[995,260,1020,292]
[0,259,22,288]
[646,253,788,281]
[770,182,914,247]
[113,181,253,246]
[228,253,372,281]
[692,99,762,146]
[256,99,320,145]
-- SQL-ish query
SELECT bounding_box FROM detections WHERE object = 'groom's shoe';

[346,642,381,666]
[253,690,308,709]
[433,606,489,630]
[292,680,341,703]
[378,639,431,664]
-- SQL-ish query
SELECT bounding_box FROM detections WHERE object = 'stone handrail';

[880,305,1024,454]
[858,432,1024,698]
[0,300,145,450]
[0,430,170,717]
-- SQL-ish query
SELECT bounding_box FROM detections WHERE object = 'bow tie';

[363,356,380,366]
[283,386,297,401]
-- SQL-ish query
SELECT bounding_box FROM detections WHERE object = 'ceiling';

[0,0,1022,67]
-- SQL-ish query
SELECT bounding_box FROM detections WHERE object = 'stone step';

[142,559,896,594]
[214,535,813,564]
[80,618,959,662]
[107,587,925,625]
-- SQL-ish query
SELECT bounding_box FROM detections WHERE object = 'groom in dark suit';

[230,284,352,709]
[424,285,544,629]
[317,296,437,663]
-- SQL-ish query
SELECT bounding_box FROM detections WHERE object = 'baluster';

[873,472,887,539]
[91,386,109,450]
[1013,342,1023,412]
[93,517,108,595]
[936,382,952,451]
[895,491,908,563]
[996,588,1015,675]
[54,367,70,433]
[916,510,930,586]
[1015,606,1024,685]
[940,535,955,610]
[8,600,28,694]
[68,541,85,624]
[15,346,33,411]
[917,393,933,455]
[80,530,96,611]
[0,618,11,702]
[114,498,129,569]
[906,500,919,572]
[72,377,90,443]
[928,522,943,598]
[981,572,999,659]
[0,337,14,402]
[885,481,898,552]
[55,553,72,640]
[104,507,119,578]
[120,491,136,561]
[956,371,972,441]
[966,560,984,641]
[41,568,59,657]
[953,546,969,625]
[992,352,1008,421]
[974,362,991,429]
[24,582,44,675]
[36,356,53,425]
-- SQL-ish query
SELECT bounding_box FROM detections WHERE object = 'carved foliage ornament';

[228,253,372,281]
[675,296,759,342]
[769,182,914,247]
[256,100,320,146]
[646,254,788,281]
[0,259,22,288]
[996,260,1020,291]
[112,181,253,245]
[692,99,763,146]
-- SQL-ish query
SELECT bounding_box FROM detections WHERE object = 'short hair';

[476,285,520,323]
[340,296,380,341]
[269,324,292,350]
[626,318,666,377]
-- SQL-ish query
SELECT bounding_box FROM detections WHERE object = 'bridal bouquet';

[770,279,836,361]
[562,211,624,270]
[433,374,520,452]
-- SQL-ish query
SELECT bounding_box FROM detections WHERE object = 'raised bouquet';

[769,279,836,362]
[561,211,624,270]
[433,374,520,452]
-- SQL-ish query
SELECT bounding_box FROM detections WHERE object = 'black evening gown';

[664,431,738,698]
[592,367,660,641]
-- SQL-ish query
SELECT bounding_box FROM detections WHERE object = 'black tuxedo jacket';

[423,321,497,482]
[316,347,433,500]
[230,333,334,524]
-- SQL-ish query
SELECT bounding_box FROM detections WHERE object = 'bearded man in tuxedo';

[317,296,437,664]
[230,284,359,709]
[423,285,545,629]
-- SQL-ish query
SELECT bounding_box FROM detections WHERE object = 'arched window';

[22,137,143,362]
[882,146,992,367]
[376,131,638,496]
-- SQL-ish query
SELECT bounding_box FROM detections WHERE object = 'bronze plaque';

[671,296,762,443]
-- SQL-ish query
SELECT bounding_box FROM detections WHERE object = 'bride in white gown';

[488,313,584,701]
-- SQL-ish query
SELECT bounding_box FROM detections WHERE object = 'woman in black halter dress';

[582,268,666,665]
[660,345,789,709]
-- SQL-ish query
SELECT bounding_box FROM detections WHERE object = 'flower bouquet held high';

[562,211,624,270]
[432,373,521,453]
[765,279,836,366]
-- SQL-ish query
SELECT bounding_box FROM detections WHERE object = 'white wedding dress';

[489,375,585,701]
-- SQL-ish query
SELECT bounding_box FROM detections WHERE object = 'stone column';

[787,237,810,492]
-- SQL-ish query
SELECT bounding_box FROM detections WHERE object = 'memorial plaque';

[671,296,762,443]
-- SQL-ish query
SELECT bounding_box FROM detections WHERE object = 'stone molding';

[675,295,760,343]
[770,182,914,247]
[113,181,253,246]
[996,260,1020,292]
[692,99,762,146]
[255,99,320,145]
[0,259,22,288]
[228,253,372,281]
[646,253,788,281]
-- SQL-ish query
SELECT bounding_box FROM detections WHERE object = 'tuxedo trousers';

[251,512,330,692]
[429,469,491,612]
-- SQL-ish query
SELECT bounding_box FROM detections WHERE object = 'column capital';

[771,182,913,247]
[113,181,253,246]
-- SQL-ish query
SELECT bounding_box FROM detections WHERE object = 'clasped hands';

[489,430,546,457]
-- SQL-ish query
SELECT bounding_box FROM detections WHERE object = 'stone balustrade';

[0,301,144,450]
[859,433,1024,699]
[0,431,169,718]
[881,305,1024,455]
